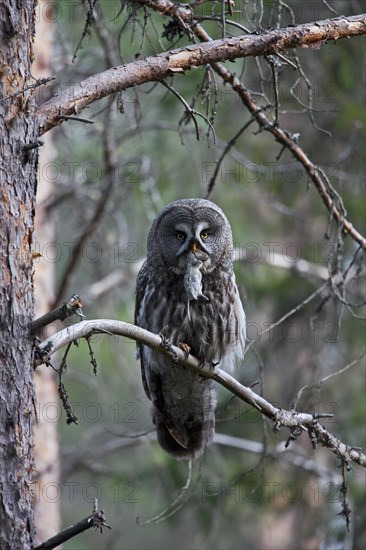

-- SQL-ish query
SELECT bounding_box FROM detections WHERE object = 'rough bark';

[36,14,366,134]
[0,2,38,548]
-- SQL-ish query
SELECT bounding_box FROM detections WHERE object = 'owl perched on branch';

[135,198,246,459]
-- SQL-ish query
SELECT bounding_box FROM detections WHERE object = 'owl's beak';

[188,241,209,263]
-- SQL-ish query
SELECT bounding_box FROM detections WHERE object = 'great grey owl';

[135,198,246,459]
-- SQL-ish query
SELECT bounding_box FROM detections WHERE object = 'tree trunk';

[0,2,38,548]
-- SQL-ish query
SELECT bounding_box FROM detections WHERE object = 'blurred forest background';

[32,1,365,548]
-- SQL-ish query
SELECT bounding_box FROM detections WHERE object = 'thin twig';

[0,76,55,103]
[23,140,44,152]
[161,79,216,142]
[205,116,257,198]
[58,342,79,425]
[244,282,328,357]
[31,294,85,333]
[33,508,111,550]
[72,0,95,63]
[339,458,352,532]
[56,115,94,124]
[86,335,98,375]
[137,459,193,524]
[317,352,366,386]
[265,55,281,127]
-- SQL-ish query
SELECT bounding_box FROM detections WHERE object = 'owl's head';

[147,198,234,272]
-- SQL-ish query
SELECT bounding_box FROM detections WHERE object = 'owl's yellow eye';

[176,232,185,241]
[200,231,209,239]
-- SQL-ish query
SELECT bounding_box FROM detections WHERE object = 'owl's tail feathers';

[163,414,189,450]
[152,408,214,460]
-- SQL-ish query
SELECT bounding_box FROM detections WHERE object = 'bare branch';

[214,433,341,481]
[55,114,94,124]
[80,268,133,304]
[37,14,366,135]
[37,319,366,468]
[192,29,366,249]
[33,506,111,550]
[31,294,84,333]
[131,1,366,248]
[235,248,329,280]
[34,5,366,248]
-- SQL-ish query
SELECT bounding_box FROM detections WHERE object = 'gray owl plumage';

[135,198,246,459]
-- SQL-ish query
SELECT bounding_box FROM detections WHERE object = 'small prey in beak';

[184,250,209,320]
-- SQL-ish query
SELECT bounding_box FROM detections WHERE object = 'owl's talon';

[158,330,168,346]
[159,331,179,363]
[209,361,220,372]
[178,342,191,360]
